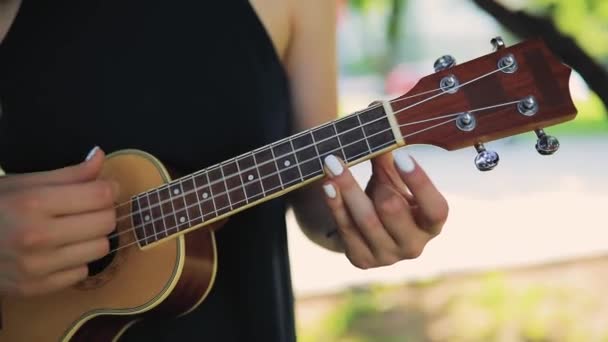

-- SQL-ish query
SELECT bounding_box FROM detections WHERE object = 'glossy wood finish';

[391,39,577,150]
[0,150,218,342]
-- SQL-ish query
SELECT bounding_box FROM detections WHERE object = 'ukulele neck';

[131,102,403,247]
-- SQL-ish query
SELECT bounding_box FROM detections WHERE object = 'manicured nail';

[323,183,337,199]
[324,155,343,176]
[85,146,99,161]
[393,149,415,173]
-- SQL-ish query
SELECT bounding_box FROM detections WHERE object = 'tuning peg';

[491,36,506,51]
[474,143,499,171]
[434,55,456,72]
[534,129,560,155]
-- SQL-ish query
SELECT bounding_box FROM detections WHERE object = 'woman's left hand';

[322,149,449,269]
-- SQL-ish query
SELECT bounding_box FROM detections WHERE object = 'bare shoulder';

[0,0,21,44]
[248,0,293,62]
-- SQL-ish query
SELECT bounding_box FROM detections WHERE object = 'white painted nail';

[393,149,415,173]
[324,155,343,176]
[323,184,337,199]
[85,146,99,161]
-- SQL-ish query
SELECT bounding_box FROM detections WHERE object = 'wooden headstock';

[389,38,577,156]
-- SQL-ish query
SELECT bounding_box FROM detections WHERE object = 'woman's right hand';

[0,147,119,297]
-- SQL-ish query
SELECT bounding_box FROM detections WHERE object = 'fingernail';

[85,146,99,162]
[324,155,343,176]
[323,183,337,199]
[393,149,415,173]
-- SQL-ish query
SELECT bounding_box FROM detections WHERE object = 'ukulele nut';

[440,75,460,94]
[498,54,518,73]
[517,95,539,116]
[456,112,476,132]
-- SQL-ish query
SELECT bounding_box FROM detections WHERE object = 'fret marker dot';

[247,175,254,181]
[173,188,180,195]
[180,217,186,223]
[144,215,150,221]
[284,160,291,167]
[203,192,209,199]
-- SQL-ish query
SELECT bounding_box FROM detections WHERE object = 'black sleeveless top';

[0,1,295,341]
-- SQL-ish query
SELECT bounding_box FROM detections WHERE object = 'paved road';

[287,136,608,296]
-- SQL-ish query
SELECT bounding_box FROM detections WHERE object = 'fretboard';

[131,103,399,246]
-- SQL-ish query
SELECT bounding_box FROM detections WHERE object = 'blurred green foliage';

[528,0,608,61]
[549,93,608,135]
[443,273,602,341]
[299,271,608,342]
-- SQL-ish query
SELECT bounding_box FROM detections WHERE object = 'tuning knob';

[535,129,560,155]
[491,36,506,51]
[434,55,456,72]
[474,143,499,171]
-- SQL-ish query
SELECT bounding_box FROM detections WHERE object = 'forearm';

[288,180,344,253]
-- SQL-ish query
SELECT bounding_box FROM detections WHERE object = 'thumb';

[5,146,106,189]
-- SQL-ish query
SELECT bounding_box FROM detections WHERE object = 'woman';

[0,0,448,340]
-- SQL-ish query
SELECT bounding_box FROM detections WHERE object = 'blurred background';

[288,0,608,341]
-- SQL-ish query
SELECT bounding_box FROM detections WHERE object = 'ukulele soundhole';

[87,228,120,276]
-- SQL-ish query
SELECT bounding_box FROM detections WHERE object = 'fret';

[182,176,203,226]
[356,114,374,154]
[237,153,264,202]
[292,132,323,179]
[312,124,346,161]
[222,160,247,208]
[194,171,217,221]
[136,195,156,245]
[253,147,282,196]
[131,199,147,246]
[208,166,230,215]
[331,121,347,160]
[359,106,396,152]
[148,190,167,239]
[178,182,191,228]
[268,145,285,190]
[145,193,161,241]
[168,182,189,231]
[335,115,370,163]
[218,164,233,211]
[289,139,304,181]
[158,186,178,235]
[272,140,301,187]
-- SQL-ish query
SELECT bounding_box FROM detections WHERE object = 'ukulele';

[0,37,577,341]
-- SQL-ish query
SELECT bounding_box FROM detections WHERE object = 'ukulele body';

[1,149,219,342]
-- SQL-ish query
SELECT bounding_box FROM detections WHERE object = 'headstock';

[389,37,577,171]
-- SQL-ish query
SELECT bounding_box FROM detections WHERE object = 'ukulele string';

[105,99,521,248]
[105,106,489,255]
[107,98,519,241]
[108,64,511,224]
[390,66,508,117]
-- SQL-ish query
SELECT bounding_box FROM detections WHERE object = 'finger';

[370,183,430,258]
[324,155,397,256]
[14,265,88,297]
[392,149,449,235]
[32,209,117,248]
[23,237,109,277]
[0,146,105,191]
[321,181,375,269]
[35,179,120,216]
[369,152,413,201]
